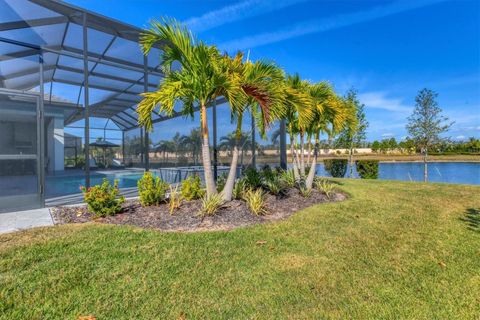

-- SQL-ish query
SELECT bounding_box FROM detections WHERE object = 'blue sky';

[66,0,480,142]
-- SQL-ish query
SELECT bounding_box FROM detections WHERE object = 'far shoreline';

[316,154,480,163]
[248,154,480,164]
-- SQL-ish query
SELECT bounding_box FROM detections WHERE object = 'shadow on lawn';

[461,208,480,233]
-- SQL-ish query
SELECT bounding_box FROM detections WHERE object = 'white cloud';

[184,0,308,33]
[456,135,466,140]
[381,133,394,137]
[219,0,445,50]
[358,91,412,114]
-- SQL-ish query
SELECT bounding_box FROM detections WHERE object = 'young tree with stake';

[406,88,452,182]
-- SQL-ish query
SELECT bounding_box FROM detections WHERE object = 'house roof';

[0,0,168,130]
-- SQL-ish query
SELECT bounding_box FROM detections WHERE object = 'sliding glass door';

[0,90,43,212]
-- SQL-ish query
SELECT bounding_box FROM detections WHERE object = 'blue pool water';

[316,161,480,185]
[46,171,145,197]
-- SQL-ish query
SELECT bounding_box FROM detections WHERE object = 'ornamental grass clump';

[243,188,268,216]
[80,179,125,217]
[315,177,335,199]
[280,169,296,188]
[298,186,312,198]
[138,172,169,206]
[168,185,182,215]
[263,175,288,197]
[232,178,247,200]
[199,193,224,216]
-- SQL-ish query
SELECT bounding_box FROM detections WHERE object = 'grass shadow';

[460,208,480,233]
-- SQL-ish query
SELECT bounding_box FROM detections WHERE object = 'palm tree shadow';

[460,208,480,233]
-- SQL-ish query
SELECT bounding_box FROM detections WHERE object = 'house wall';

[46,117,65,172]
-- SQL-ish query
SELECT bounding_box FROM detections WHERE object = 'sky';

[65,0,480,142]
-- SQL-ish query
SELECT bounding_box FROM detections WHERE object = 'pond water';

[315,161,480,185]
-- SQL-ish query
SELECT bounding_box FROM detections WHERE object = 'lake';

[315,161,480,185]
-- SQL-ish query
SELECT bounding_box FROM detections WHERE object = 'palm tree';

[181,128,202,165]
[155,140,175,163]
[304,82,354,189]
[137,18,244,196]
[270,128,281,146]
[219,133,236,157]
[219,131,252,167]
[171,133,184,166]
[220,56,287,201]
[283,73,314,181]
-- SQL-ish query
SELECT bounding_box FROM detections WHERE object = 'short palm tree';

[283,73,315,181]
[137,18,244,196]
[220,56,287,201]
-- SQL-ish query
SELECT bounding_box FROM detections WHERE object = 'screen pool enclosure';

[0,0,287,212]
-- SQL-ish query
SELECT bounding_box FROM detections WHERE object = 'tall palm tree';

[154,140,169,161]
[170,133,184,166]
[270,128,281,146]
[137,18,244,196]
[181,128,202,165]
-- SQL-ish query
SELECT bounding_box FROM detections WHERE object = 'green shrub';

[356,160,379,179]
[199,193,224,216]
[243,167,262,189]
[233,178,247,200]
[315,178,335,199]
[243,188,267,216]
[259,165,275,181]
[137,172,169,206]
[168,185,181,215]
[181,175,205,201]
[323,159,348,178]
[81,179,125,217]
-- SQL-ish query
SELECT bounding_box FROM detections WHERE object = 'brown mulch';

[51,189,347,232]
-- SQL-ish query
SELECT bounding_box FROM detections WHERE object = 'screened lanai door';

[0,89,43,212]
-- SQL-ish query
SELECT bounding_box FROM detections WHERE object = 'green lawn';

[1,180,479,319]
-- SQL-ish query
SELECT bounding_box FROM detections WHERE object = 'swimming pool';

[46,170,146,197]
[45,166,233,198]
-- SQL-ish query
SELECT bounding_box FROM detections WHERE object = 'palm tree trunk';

[222,114,242,201]
[300,131,305,177]
[306,137,319,190]
[307,135,311,166]
[289,132,300,181]
[423,148,428,182]
[200,104,216,196]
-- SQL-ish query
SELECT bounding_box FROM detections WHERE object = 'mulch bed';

[51,189,347,232]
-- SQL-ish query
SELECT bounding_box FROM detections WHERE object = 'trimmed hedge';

[323,159,348,178]
[356,160,379,179]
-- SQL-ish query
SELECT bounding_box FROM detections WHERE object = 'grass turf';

[1,179,479,319]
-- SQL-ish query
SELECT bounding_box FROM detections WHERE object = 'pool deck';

[0,187,139,235]
[0,208,53,234]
